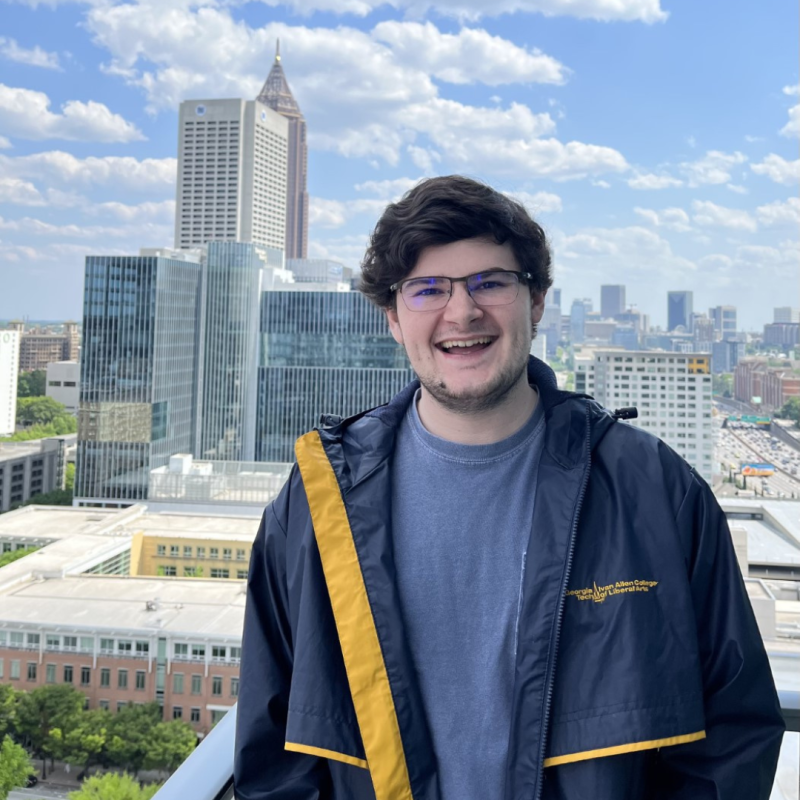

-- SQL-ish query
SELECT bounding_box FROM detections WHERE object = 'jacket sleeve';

[655,472,785,798]
[234,475,332,799]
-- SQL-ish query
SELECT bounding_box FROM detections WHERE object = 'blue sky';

[0,0,797,329]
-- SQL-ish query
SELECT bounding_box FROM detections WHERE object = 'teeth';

[440,337,492,349]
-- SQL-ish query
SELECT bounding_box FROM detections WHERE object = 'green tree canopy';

[779,396,800,425]
[16,685,86,777]
[143,720,197,774]
[105,704,162,776]
[17,370,46,398]
[62,709,113,779]
[0,686,18,741]
[0,735,35,800]
[17,397,70,427]
[67,772,160,800]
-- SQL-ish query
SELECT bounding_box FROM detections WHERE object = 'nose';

[442,280,484,325]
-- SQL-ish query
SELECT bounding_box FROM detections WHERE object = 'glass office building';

[256,291,414,463]
[197,242,282,462]
[76,254,203,504]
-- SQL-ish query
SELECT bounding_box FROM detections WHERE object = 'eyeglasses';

[391,269,533,312]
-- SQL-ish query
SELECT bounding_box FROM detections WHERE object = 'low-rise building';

[0,438,68,511]
[734,358,800,410]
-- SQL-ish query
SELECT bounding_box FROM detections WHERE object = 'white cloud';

[308,234,370,270]
[309,197,389,229]
[784,85,800,96]
[691,200,757,233]
[755,197,800,228]
[355,177,423,200]
[633,206,691,232]
[0,215,171,240]
[780,104,799,138]
[0,151,176,191]
[680,150,747,187]
[90,199,176,223]
[273,0,668,22]
[407,145,441,173]
[627,172,682,190]
[726,184,747,195]
[698,240,799,286]
[750,154,800,186]
[84,9,628,178]
[506,190,562,214]
[371,22,568,85]
[592,179,611,189]
[0,84,144,143]
[0,177,44,206]
[0,37,61,70]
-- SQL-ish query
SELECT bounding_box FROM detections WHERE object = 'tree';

[143,721,197,774]
[712,373,733,398]
[15,685,85,778]
[62,709,112,780]
[65,462,76,491]
[0,548,39,569]
[105,704,162,776]
[0,736,35,800]
[18,488,73,508]
[67,772,160,800]
[17,370,46,398]
[16,397,71,427]
[779,396,800,426]
[0,686,18,741]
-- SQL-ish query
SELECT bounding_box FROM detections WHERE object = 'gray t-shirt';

[391,391,546,799]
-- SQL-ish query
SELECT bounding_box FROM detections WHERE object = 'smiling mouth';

[436,336,495,354]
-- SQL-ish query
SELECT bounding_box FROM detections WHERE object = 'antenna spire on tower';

[276,38,281,62]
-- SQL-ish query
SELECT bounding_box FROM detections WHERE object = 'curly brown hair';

[360,175,553,308]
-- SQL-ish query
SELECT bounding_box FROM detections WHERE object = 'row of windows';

[156,544,248,559]
[158,565,248,579]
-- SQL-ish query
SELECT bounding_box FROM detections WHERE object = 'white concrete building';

[574,349,714,481]
[0,330,20,437]
[174,98,288,252]
[46,360,79,415]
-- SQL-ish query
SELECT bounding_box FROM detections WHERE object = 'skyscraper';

[256,291,413,462]
[600,285,626,319]
[197,242,283,462]
[76,252,204,505]
[667,291,693,332]
[257,41,309,260]
[174,98,288,251]
[570,298,592,344]
[709,305,737,339]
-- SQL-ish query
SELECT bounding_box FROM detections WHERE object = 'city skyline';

[0,1,797,329]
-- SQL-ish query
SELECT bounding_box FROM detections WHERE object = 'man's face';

[385,238,545,414]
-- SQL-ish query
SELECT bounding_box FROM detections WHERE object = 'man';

[235,176,784,800]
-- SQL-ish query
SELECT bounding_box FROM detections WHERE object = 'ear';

[385,306,404,345]
[531,290,546,326]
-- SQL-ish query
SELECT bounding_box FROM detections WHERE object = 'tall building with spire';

[257,41,309,260]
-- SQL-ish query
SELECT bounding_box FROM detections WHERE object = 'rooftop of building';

[1,574,246,639]
[0,435,75,463]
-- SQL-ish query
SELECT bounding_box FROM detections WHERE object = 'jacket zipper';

[533,404,592,800]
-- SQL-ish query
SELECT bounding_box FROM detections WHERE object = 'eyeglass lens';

[401,271,522,311]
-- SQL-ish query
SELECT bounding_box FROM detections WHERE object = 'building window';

[211,676,222,696]
[183,546,192,558]
[211,646,226,662]
[100,638,114,653]
[9,632,23,648]
[63,636,77,651]
[10,660,20,680]
[196,547,205,559]
[46,664,56,684]
[161,566,177,577]
[174,643,188,658]
[63,665,73,684]
[136,641,149,656]
[27,633,40,648]
[231,677,239,697]
[79,637,93,652]
[237,570,248,580]
[190,707,201,723]
[209,548,219,559]
[191,644,205,660]
[99,700,109,710]
[27,662,37,681]
[229,647,241,662]
[81,666,91,686]
[173,706,183,720]
[118,669,128,689]
[118,640,132,655]
[191,674,202,695]
[222,549,232,560]
[100,668,110,687]
[173,673,184,694]
[170,545,180,557]
[135,671,146,691]
[157,545,166,556]
[117,702,127,712]
[46,635,60,650]
[210,568,229,579]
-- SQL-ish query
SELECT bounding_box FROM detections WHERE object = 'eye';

[405,279,447,297]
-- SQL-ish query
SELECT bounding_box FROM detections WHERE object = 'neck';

[416,375,539,445]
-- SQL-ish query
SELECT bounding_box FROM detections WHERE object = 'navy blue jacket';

[234,358,784,800]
